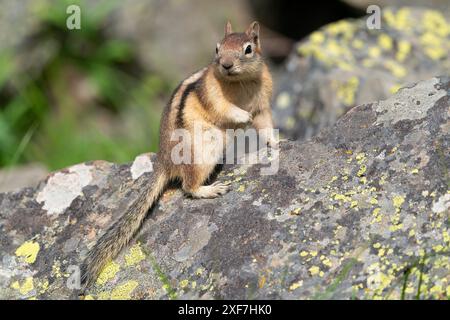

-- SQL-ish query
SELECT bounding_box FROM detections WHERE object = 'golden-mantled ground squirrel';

[80,21,276,290]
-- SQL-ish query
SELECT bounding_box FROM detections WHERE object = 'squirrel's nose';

[221,62,234,70]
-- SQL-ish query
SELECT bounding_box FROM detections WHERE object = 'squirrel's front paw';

[231,108,252,124]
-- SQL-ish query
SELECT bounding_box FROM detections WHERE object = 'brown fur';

[79,21,276,293]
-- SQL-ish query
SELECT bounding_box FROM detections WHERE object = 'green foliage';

[0,0,171,170]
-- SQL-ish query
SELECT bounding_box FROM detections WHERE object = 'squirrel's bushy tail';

[80,167,168,290]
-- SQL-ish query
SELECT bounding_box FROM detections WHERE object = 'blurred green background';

[0,0,172,170]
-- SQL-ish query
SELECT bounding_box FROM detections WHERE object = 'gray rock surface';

[0,77,449,300]
[273,7,450,140]
[0,164,48,193]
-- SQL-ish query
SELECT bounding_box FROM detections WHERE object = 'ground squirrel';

[80,21,276,290]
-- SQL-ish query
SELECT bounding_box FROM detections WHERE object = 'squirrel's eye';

[216,46,219,54]
[245,45,252,55]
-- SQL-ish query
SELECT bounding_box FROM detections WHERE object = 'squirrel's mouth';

[216,64,241,78]
[224,69,240,77]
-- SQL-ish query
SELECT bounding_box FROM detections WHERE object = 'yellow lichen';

[384,60,407,78]
[37,279,49,294]
[195,267,204,276]
[11,277,34,295]
[125,243,146,267]
[423,10,450,37]
[322,257,333,268]
[368,47,381,59]
[355,153,366,164]
[97,291,111,300]
[96,261,120,285]
[110,281,139,300]
[333,193,351,202]
[309,266,320,276]
[357,165,366,177]
[300,251,308,257]
[333,76,359,106]
[289,280,303,291]
[15,240,40,264]
[352,39,364,49]
[420,31,447,60]
[326,20,355,39]
[51,260,63,279]
[443,230,449,243]
[390,84,402,94]
[310,31,325,44]
[389,224,404,232]
[396,40,411,62]
[366,262,395,295]
[179,279,189,288]
[393,195,405,210]
[378,34,393,51]
[424,45,446,60]
[10,281,20,290]
[383,8,412,31]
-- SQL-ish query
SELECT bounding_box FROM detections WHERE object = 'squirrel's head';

[213,21,263,81]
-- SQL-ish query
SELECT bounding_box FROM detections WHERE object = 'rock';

[343,0,450,13]
[0,164,48,193]
[1,77,449,300]
[273,7,450,140]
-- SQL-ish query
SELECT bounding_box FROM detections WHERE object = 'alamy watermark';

[66,4,81,30]
[366,5,381,30]
[170,123,279,175]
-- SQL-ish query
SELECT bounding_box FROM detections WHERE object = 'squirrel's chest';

[222,83,261,111]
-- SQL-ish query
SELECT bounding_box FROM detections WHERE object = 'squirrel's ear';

[224,21,233,36]
[246,21,260,45]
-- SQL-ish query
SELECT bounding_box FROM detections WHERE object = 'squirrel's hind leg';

[181,164,229,199]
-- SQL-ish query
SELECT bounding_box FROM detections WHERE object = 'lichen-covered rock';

[273,7,450,140]
[343,0,450,13]
[1,77,449,300]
